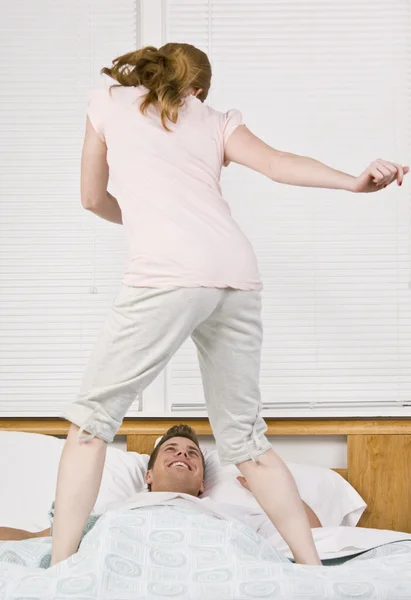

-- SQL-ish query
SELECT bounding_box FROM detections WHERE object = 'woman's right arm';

[0,527,51,541]
[224,125,407,192]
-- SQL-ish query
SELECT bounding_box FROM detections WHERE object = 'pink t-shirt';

[87,77,262,290]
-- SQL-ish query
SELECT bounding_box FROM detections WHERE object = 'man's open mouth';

[168,461,191,471]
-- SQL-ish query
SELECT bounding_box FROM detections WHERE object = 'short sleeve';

[87,88,110,143]
[222,108,243,166]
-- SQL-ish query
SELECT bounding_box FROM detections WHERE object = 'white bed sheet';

[271,525,411,560]
[103,492,410,561]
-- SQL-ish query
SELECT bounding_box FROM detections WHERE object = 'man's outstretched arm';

[237,475,322,528]
[0,526,51,541]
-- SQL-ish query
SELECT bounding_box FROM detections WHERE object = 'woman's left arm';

[80,117,123,224]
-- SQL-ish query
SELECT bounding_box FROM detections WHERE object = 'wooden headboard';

[1,417,410,533]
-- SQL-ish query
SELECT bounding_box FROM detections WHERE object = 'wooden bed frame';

[1,417,410,533]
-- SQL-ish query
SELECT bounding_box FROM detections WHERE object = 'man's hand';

[237,476,322,528]
[237,475,251,491]
[352,160,409,193]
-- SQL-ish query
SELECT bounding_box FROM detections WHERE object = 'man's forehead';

[161,437,198,450]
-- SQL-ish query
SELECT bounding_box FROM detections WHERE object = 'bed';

[0,417,410,599]
[1,416,410,532]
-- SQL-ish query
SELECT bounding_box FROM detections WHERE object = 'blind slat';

[0,0,140,416]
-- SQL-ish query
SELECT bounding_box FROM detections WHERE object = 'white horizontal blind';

[0,0,140,415]
[164,0,411,416]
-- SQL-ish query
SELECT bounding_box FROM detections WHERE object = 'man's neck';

[149,488,199,498]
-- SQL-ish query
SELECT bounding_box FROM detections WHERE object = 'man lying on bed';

[0,424,321,544]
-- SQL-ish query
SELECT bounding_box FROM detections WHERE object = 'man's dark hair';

[147,424,206,491]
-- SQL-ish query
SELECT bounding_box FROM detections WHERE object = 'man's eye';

[189,451,199,456]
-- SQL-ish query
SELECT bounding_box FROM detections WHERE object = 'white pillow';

[0,431,148,531]
[201,451,367,527]
[0,431,366,532]
[94,448,148,513]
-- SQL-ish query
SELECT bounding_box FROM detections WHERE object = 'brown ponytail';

[101,43,212,131]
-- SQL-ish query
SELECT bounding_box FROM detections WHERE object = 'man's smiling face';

[145,436,205,497]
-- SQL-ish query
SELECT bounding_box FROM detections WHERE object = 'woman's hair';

[101,43,212,131]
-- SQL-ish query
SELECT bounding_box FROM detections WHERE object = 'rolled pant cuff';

[218,439,272,467]
[61,404,118,444]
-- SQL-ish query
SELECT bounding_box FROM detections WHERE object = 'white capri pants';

[62,285,271,466]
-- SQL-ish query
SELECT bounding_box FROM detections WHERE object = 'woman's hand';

[352,160,409,193]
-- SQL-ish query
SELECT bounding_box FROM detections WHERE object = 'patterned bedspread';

[0,505,410,599]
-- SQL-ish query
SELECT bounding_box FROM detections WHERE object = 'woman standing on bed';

[51,43,408,566]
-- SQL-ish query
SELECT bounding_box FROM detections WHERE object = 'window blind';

[163,0,411,416]
[1,0,410,419]
[0,0,141,415]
